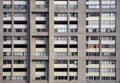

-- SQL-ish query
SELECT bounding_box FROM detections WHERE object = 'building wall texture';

[0,0,120,83]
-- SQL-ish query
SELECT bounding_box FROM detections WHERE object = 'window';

[13,52,27,56]
[14,60,27,64]
[3,36,11,41]
[4,28,12,32]
[101,68,115,72]
[36,52,46,56]
[36,76,46,80]
[14,12,26,17]
[14,5,27,9]
[3,52,12,56]
[86,13,100,17]
[102,12,116,17]
[55,13,67,17]
[70,13,78,18]
[86,60,99,65]
[101,36,115,40]
[69,76,78,80]
[36,13,46,17]
[86,68,99,72]
[86,36,99,41]
[101,60,116,64]
[36,36,46,40]
[54,76,67,80]
[3,60,11,64]
[12,76,26,80]
[54,52,68,56]
[54,28,67,32]
[4,12,11,17]
[102,52,116,56]
[69,52,78,56]
[3,76,11,80]
[16,29,22,32]
[54,36,67,40]
[70,60,78,64]
[3,4,12,9]
[14,36,27,40]
[54,60,68,64]
[101,0,116,9]
[102,76,116,80]
[35,60,47,64]
[86,76,100,80]
[36,28,46,32]
[86,52,100,56]
[70,36,77,41]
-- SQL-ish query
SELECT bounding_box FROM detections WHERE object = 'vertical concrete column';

[11,0,15,79]
[28,0,36,83]
[116,0,120,83]
[48,0,54,83]
[0,0,3,82]
[78,0,86,83]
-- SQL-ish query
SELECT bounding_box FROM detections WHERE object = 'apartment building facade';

[0,0,120,83]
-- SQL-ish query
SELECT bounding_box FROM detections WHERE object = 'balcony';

[36,5,47,8]
[54,1,67,9]
[69,64,77,68]
[3,1,11,4]
[36,24,46,29]
[13,1,27,5]
[14,40,27,44]
[54,64,67,68]
[14,24,27,29]
[35,1,47,8]
[69,5,78,9]
[54,40,67,44]
[87,40,99,44]
[4,24,12,28]
[36,40,46,44]
[101,41,115,44]
[69,40,77,44]
[3,40,11,44]
[14,17,27,21]
[70,17,77,21]
[13,64,26,68]
[69,1,78,9]
[3,64,11,68]
[54,17,67,21]
[3,17,12,21]
[86,25,99,28]
[86,64,99,68]
[3,72,11,76]
[35,64,46,68]
[101,48,115,52]
[35,72,46,76]
[36,17,46,21]
[3,1,12,9]
[101,25,115,28]
[86,17,99,20]
[101,65,115,68]
[86,48,99,52]
[54,5,67,9]
[86,1,99,4]
[102,1,115,4]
